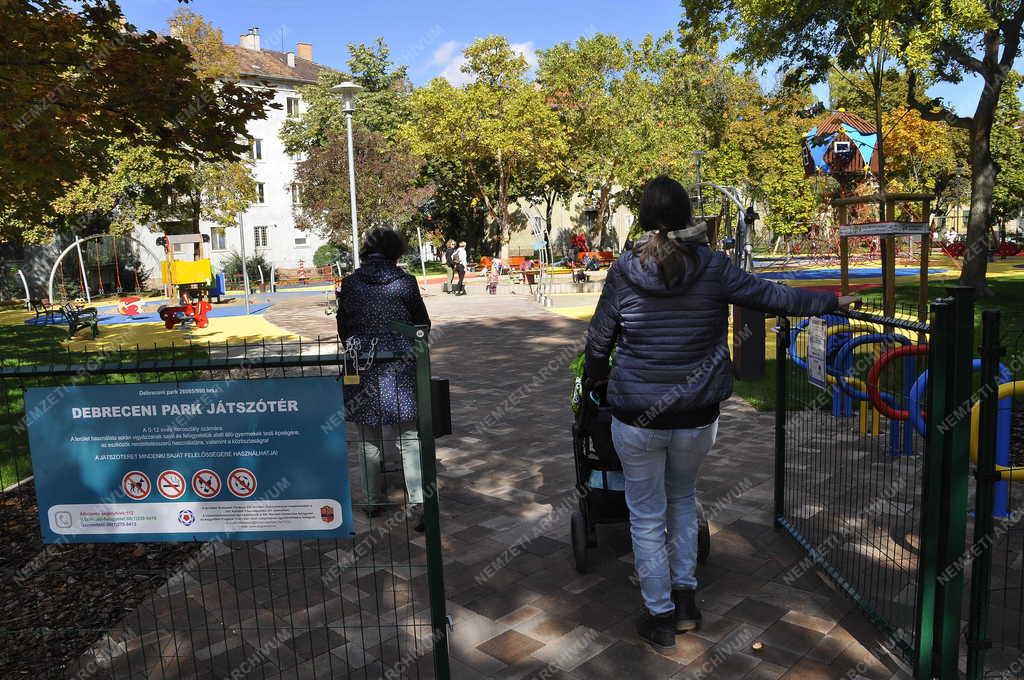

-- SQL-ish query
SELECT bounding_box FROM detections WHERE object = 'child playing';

[486,263,500,295]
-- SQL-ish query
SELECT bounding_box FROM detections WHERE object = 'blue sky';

[120,0,985,114]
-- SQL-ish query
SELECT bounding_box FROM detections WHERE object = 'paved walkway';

[264,287,911,679]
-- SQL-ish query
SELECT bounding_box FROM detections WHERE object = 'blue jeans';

[611,417,718,615]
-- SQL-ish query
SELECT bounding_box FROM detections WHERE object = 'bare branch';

[906,72,973,129]
[938,38,987,74]
[1000,2,1024,69]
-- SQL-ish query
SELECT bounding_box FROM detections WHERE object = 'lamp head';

[330,81,364,112]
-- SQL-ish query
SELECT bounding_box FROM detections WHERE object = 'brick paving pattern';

[79,286,912,679]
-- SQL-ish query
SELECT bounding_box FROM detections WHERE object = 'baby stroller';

[570,365,711,573]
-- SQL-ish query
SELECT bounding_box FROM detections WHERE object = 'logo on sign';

[178,509,196,526]
[157,470,186,500]
[320,505,335,523]
[228,468,257,498]
[121,471,151,500]
[191,469,221,499]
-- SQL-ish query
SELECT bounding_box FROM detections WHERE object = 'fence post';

[937,286,975,678]
[965,310,1002,680]
[915,298,952,679]
[392,321,451,680]
[773,315,790,528]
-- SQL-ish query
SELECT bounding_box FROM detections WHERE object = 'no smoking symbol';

[157,470,186,500]
[122,471,151,500]
[191,469,221,499]
[228,468,257,498]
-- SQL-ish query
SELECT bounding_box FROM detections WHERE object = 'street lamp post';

[331,81,365,269]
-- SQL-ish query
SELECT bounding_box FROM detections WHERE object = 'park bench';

[61,303,98,339]
[30,298,59,323]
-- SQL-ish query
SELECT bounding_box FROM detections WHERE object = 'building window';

[210,227,227,251]
[253,225,269,249]
[294,236,308,247]
[833,140,851,153]
[291,183,302,206]
[287,97,300,117]
[255,183,265,203]
[249,139,262,160]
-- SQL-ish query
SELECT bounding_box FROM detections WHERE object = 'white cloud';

[431,39,538,87]
[510,41,538,70]
[430,40,461,67]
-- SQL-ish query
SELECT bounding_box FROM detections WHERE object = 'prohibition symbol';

[191,469,221,499]
[228,468,257,498]
[122,471,151,500]
[157,470,186,500]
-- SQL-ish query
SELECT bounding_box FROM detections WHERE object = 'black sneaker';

[635,610,676,651]
[672,588,702,632]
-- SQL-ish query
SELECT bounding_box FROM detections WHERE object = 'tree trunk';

[590,183,611,247]
[960,95,999,293]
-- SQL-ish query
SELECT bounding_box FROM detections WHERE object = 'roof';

[225,45,330,84]
[803,110,879,177]
[813,110,876,135]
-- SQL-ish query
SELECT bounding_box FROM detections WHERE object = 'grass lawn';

[0,316,209,488]
[732,273,1024,411]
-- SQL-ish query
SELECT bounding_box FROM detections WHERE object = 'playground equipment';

[833,192,934,325]
[789,311,1016,516]
[46,233,156,304]
[156,233,213,330]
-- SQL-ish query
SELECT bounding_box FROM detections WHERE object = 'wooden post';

[883,199,896,318]
[838,204,850,295]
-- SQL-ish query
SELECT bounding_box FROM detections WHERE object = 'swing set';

[47,234,151,305]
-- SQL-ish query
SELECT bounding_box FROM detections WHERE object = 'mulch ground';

[0,481,200,678]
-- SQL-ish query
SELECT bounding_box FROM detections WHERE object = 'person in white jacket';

[453,241,468,295]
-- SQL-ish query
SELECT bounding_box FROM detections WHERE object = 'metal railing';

[0,331,450,679]
[774,303,933,665]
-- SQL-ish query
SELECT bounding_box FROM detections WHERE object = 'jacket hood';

[355,256,406,285]
[617,240,714,296]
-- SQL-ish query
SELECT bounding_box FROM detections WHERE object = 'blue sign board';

[26,377,353,543]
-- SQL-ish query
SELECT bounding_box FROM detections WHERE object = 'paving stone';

[477,630,546,665]
[103,292,909,680]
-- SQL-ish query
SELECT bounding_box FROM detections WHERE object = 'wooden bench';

[61,303,98,339]
[30,298,59,323]
[576,251,615,266]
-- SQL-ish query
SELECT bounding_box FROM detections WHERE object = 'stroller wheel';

[697,502,710,565]
[571,511,588,573]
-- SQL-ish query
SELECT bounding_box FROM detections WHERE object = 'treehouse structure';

[803,110,879,191]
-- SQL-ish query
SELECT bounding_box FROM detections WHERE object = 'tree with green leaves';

[281,37,411,154]
[293,128,434,244]
[992,72,1024,230]
[403,36,566,257]
[538,33,703,245]
[680,0,1024,291]
[49,9,262,237]
[1,1,268,242]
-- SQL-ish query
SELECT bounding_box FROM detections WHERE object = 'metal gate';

[774,288,1024,679]
[774,303,932,659]
[0,325,450,679]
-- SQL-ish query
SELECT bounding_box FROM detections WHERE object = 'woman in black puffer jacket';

[338,228,430,529]
[585,176,856,652]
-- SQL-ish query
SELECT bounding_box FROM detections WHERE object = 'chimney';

[296,42,313,61]
[240,27,261,52]
[287,51,296,68]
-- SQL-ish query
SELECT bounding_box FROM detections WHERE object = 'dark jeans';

[456,264,466,286]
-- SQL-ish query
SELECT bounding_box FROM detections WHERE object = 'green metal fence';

[0,329,450,679]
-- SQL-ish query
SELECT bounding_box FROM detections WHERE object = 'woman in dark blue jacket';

[337,228,430,528]
[585,176,856,651]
